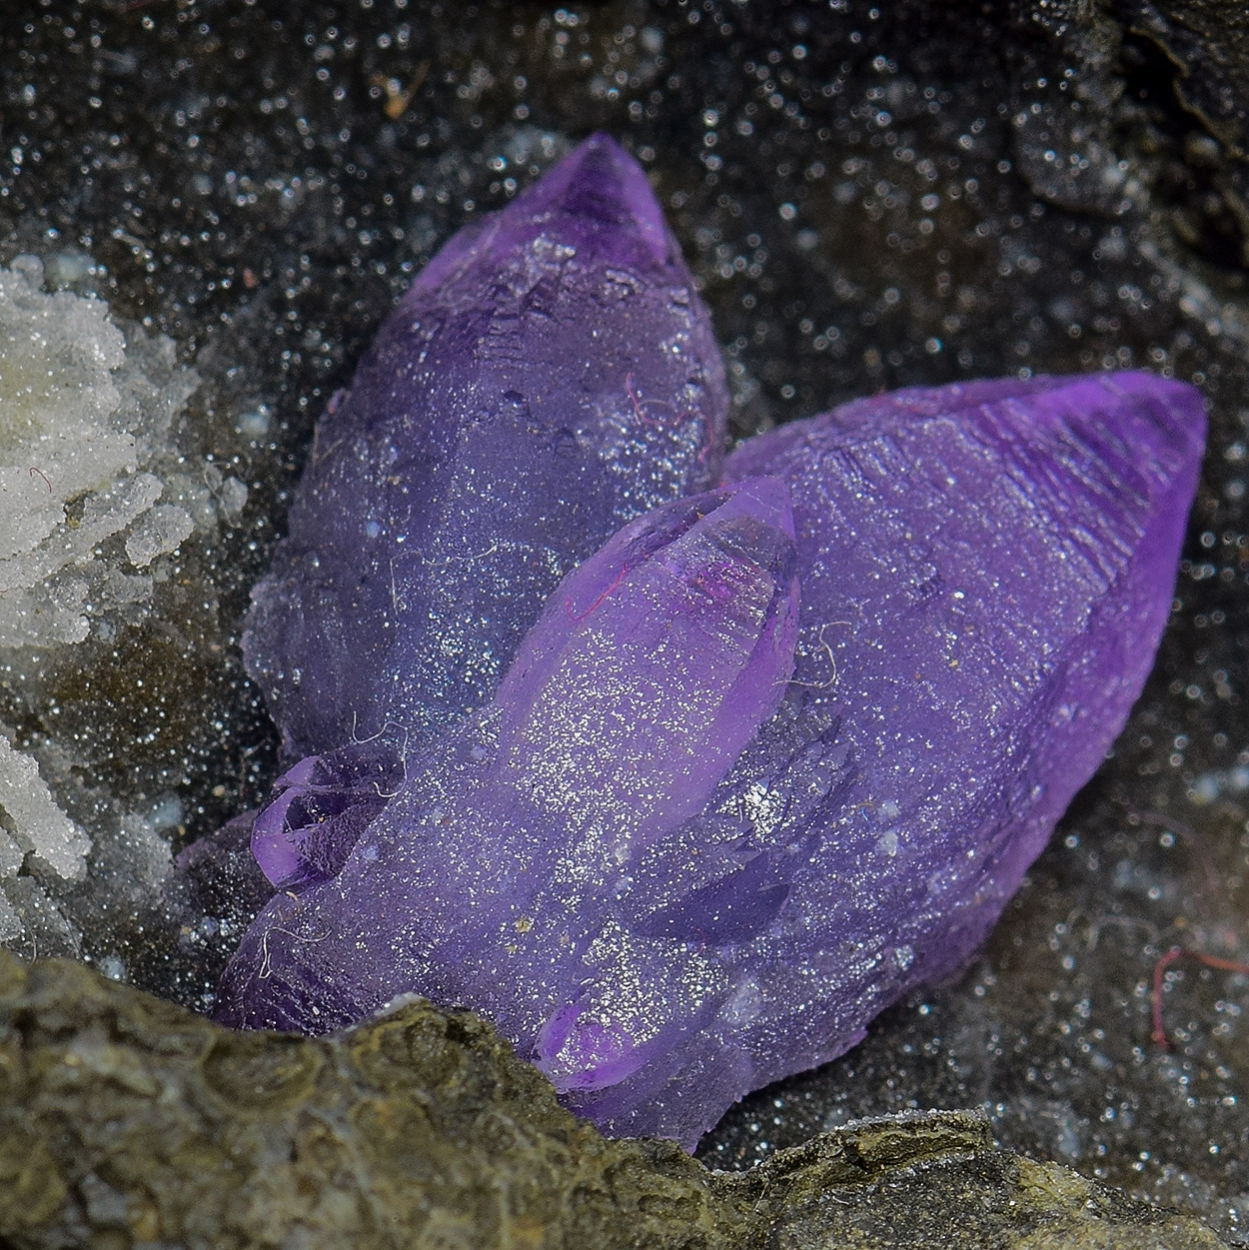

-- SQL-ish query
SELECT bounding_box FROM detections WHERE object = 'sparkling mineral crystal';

[219,362,1202,1145]
[216,136,1205,1149]
[218,477,801,1065]
[242,134,727,759]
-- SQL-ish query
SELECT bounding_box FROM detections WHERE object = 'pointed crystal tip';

[527,132,670,266]
[407,133,675,296]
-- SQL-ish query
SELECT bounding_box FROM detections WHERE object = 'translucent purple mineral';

[214,134,1205,1148]
[243,133,727,759]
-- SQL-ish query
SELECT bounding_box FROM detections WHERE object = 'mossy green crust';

[0,952,1227,1250]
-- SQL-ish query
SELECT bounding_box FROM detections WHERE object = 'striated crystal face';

[212,135,1206,1149]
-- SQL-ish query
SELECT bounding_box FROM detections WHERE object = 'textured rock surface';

[243,133,727,760]
[219,372,1201,1149]
[0,951,1229,1250]
[1113,0,1249,264]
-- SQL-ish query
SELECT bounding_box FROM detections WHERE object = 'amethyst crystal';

[219,367,1201,1145]
[248,742,404,888]
[217,477,801,1062]
[243,134,727,759]
[214,134,1206,1149]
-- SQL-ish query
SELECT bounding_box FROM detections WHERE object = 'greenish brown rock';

[0,952,1229,1250]
[718,1123,1230,1249]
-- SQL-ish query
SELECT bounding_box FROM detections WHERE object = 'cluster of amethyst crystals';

[214,134,1205,1148]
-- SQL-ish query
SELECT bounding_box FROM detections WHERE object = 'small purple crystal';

[248,742,403,888]
[212,136,1206,1150]
[243,134,727,758]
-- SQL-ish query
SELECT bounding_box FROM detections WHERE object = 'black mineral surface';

[1,1,1246,1245]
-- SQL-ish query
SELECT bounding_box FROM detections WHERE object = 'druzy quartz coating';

[215,134,1206,1147]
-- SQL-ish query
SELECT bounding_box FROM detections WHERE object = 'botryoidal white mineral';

[0,254,242,957]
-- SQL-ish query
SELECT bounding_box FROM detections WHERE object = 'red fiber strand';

[563,564,628,623]
[625,372,681,429]
[1150,945,1249,1051]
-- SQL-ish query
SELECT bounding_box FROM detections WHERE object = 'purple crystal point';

[214,479,800,1049]
[413,129,672,291]
[641,370,1205,1133]
[495,475,800,849]
[249,740,405,888]
[243,133,727,759]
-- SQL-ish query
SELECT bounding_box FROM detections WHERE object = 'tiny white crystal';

[0,892,21,943]
[0,734,90,882]
[0,255,208,961]
[0,257,199,646]
[126,503,195,568]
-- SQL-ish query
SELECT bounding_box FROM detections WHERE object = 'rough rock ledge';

[0,951,1227,1250]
